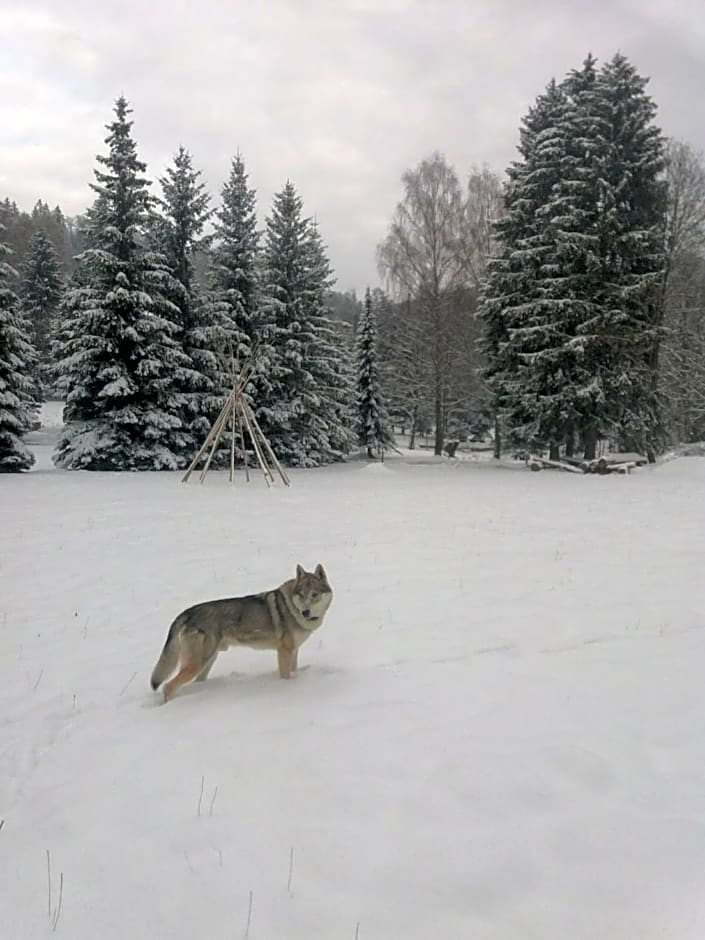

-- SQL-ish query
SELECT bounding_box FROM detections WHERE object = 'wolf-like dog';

[150,564,332,702]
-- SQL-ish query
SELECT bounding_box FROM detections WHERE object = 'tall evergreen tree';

[156,147,212,293]
[205,152,273,465]
[258,181,315,464]
[209,153,261,363]
[511,55,605,459]
[480,78,570,457]
[258,183,351,466]
[153,146,217,459]
[481,54,666,460]
[54,97,190,470]
[0,226,37,471]
[301,220,356,460]
[595,53,667,457]
[356,287,391,457]
[19,230,64,396]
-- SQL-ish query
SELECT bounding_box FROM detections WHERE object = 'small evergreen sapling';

[356,287,392,458]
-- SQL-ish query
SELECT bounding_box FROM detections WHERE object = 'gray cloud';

[2,0,704,292]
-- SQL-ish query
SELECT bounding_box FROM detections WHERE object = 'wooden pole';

[240,399,273,486]
[229,405,236,484]
[243,405,273,487]
[247,404,291,486]
[199,395,233,483]
[182,393,232,483]
[182,356,290,488]
[238,411,250,482]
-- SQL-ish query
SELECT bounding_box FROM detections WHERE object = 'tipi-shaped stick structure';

[182,357,290,487]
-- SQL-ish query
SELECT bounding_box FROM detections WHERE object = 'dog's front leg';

[277,646,293,679]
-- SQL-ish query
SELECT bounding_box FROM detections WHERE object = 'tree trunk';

[367,445,374,459]
[493,411,501,459]
[434,384,444,456]
[564,423,575,458]
[549,441,560,461]
[409,404,418,450]
[583,426,598,461]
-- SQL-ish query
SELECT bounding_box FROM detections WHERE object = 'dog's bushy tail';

[150,624,180,690]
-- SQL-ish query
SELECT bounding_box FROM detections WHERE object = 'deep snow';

[1,405,704,939]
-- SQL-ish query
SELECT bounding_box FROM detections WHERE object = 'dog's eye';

[311,592,319,599]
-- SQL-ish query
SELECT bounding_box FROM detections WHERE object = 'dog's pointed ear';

[296,564,305,580]
[315,563,327,581]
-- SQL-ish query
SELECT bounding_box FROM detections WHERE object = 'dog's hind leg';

[163,631,208,702]
[195,652,218,682]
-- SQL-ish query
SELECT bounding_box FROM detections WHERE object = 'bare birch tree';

[375,291,430,448]
[461,166,505,453]
[660,140,705,441]
[377,153,466,455]
[461,165,504,290]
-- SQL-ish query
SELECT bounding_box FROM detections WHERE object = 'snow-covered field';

[2,405,704,939]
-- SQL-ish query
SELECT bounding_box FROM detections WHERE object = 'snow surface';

[2,405,705,938]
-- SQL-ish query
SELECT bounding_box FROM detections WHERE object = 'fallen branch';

[527,454,584,474]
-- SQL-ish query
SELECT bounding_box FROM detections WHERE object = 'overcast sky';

[2,0,704,292]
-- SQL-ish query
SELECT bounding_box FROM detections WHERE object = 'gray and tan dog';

[151,564,333,702]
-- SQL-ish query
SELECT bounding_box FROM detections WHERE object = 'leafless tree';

[660,140,705,442]
[461,166,505,453]
[377,153,468,455]
[375,291,430,448]
[461,165,504,290]
[663,140,705,264]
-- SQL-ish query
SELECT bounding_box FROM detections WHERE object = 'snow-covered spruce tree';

[209,154,262,364]
[0,226,37,471]
[520,55,609,460]
[593,54,667,458]
[481,55,666,460]
[535,54,666,459]
[479,78,571,458]
[356,286,392,457]
[300,220,355,460]
[258,182,351,466]
[19,229,64,397]
[152,145,217,462]
[54,97,190,470]
[206,153,273,463]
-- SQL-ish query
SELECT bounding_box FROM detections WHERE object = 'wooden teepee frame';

[182,355,290,487]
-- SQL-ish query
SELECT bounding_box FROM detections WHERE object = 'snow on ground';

[2,406,705,939]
